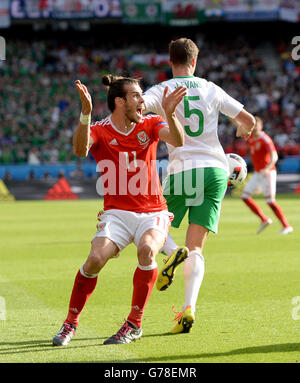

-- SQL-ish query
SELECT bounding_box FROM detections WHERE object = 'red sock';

[242,197,268,222]
[127,264,158,328]
[66,268,98,326]
[268,201,289,228]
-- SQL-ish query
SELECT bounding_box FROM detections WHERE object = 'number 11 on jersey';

[122,151,137,169]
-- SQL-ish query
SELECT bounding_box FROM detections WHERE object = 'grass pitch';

[0,195,299,363]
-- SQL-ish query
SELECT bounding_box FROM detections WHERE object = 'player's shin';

[127,263,158,328]
[182,250,205,314]
[66,265,98,326]
[242,196,268,222]
[267,201,290,228]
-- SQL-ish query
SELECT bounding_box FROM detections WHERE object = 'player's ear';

[115,97,125,108]
[191,57,197,69]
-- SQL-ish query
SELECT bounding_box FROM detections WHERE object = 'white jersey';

[143,76,244,175]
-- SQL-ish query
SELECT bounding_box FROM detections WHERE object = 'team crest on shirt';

[97,222,106,232]
[137,131,150,147]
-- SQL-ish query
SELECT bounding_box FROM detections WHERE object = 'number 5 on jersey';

[184,96,204,137]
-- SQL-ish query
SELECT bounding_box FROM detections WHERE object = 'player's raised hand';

[75,80,92,115]
[236,125,253,139]
[162,86,187,116]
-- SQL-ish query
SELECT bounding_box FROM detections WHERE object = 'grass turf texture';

[0,195,299,363]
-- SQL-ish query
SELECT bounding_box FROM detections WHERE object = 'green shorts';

[163,167,228,233]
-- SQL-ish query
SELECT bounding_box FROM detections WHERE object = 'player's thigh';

[93,210,134,253]
[262,170,277,202]
[163,172,192,228]
[188,167,227,234]
[87,236,119,267]
[242,172,260,196]
[135,211,172,250]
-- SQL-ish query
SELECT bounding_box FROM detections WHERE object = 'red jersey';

[247,132,277,172]
[89,114,168,213]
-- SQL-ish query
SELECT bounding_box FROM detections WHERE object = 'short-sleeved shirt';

[143,76,244,175]
[247,132,277,172]
[89,114,168,212]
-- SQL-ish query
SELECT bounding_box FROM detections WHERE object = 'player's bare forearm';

[164,112,184,147]
[74,80,93,157]
[73,122,93,157]
[160,85,186,146]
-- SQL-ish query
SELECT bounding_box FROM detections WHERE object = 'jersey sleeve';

[150,115,168,141]
[89,122,100,145]
[89,122,101,157]
[262,134,276,152]
[212,83,244,118]
[143,85,165,117]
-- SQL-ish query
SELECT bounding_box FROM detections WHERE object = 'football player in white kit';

[143,38,256,333]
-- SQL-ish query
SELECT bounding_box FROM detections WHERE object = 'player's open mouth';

[136,107,143,118]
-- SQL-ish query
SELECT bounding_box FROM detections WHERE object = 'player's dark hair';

[102,74,140,112]
[169,38,199,65]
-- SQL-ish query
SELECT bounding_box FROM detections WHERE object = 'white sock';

[182,250,205,314]
[161,234,178,257]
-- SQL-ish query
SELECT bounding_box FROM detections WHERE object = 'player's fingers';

[172,87,187,102]
[172,86,186,96]
[81,84,89,95]
[163,86,169,97]
[82,85,92,100]
[75,81,84,95]
[174,88,187,102]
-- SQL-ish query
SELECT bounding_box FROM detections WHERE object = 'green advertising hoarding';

[121,0,161,24]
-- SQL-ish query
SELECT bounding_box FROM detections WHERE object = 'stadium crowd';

[0,34,299,166]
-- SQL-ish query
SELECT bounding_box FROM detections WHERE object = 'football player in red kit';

[52,75,187,346]
[241,116,293,235]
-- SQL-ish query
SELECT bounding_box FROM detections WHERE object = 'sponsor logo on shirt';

[109,138,119,145]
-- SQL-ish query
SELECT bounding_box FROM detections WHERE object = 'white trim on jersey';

[108,115,136,136]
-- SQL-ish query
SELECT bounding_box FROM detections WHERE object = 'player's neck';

[172,65,195,78]
[253,131,263,139]
[110,113,134,133]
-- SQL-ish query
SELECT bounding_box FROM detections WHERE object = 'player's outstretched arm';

[73,80,94,157]
[159,86,186,147]
[231,109,256,140]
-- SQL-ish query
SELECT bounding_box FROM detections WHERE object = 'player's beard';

[125,104,142,124]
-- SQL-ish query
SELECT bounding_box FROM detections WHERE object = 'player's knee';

[137,243,156,266]
[183,250,204,277]
[87,247,111,270]
[266,197,275,204]
[241,193,249,200]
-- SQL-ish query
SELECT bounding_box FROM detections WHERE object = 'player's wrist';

[80,112,91,125]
